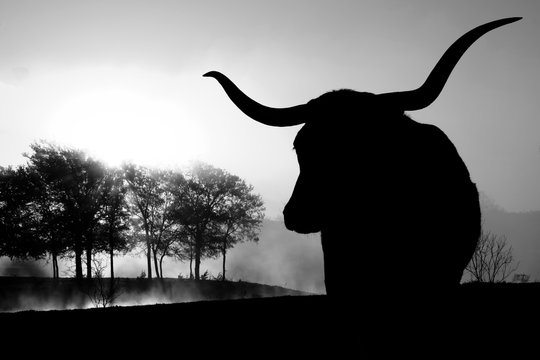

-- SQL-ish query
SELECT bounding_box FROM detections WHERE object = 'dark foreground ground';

[1,281,539,354]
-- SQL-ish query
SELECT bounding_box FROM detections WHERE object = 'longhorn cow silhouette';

[204,18,521,297]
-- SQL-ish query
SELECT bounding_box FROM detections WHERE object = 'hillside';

[480,194,540,281]
[0,277,310,312]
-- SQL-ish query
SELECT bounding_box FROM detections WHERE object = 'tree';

[173,162,264,280]
[24,166,71,278]
[138,170,196,279]
[179,233,196,279]
[1,143,265,283]
[149,171,187,278]
[124,165,185,278]
[0,166,48,261]
[94,168,132,279]
[465,230,518,283]
[0,165,76,278]
[25,142,107,279]
[124,164,157,279]
[211,179,264,281]
[0,164,74,278]
[81,257,123,308]
[155,225,191,279]
[173,163,227,280]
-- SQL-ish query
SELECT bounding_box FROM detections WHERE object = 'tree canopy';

[0,143,265,280]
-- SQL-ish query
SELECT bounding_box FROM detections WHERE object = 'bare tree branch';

[465,231,518,283]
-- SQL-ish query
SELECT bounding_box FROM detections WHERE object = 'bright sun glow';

[48,87,206,168]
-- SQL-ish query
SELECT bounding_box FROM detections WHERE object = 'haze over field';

[3,199,540,295]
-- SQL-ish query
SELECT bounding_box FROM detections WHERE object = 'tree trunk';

[51,253,54,278]
[86,239,92,279]
[159,254,165,279]
[51,253,55,278]
[194,239,201,280]
[146,233,152,279]
[153,249,161,279]
[84,229,94,279]
[55,255,59,278]
[109,245,115,280]
[222,247,227,282]
[52,252,58,279]
[75,235,83,280]
[189,243,193,279]
[109,226,115,279]
[189,255,193,279]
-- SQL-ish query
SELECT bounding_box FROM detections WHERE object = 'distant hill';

[479,193,540,281]
[240,201,540,286]
[220,219,325,293]
[244,197,540,286]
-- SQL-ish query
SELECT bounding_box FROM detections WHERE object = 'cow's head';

[204,18,520,234]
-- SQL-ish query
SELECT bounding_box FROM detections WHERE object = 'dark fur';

[283,90,481,296]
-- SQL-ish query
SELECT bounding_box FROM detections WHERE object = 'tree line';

[0,142,265,281]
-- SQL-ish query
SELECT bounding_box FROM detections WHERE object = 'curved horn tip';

[378,17,522,111]
[203,71,220,78]
[506,16,523,22]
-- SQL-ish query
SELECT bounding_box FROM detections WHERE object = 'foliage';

[200,270,210,280]
[465,230,518,283]
[81,258,123,308]
[0,166,49,259]
[94,168,132,254]
[173,162,265,280]
[0,145,265,281]
[123,164,189,278]
[23,142,109,279]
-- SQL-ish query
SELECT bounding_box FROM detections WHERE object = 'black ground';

[1,281,538,354]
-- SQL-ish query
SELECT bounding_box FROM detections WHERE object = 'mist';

[0,220,325,311]
[3,197,540,301]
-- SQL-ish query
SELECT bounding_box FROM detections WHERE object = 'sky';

[0,0,539,219]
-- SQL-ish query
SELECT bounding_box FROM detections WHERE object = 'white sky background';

[0,0,539,218]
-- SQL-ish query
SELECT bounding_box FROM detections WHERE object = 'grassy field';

[0,276,311,312]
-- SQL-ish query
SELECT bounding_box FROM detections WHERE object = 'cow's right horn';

[378,17,522,111]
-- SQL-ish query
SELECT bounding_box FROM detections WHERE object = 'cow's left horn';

[203,71,307,127]
[378,17,521,111]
